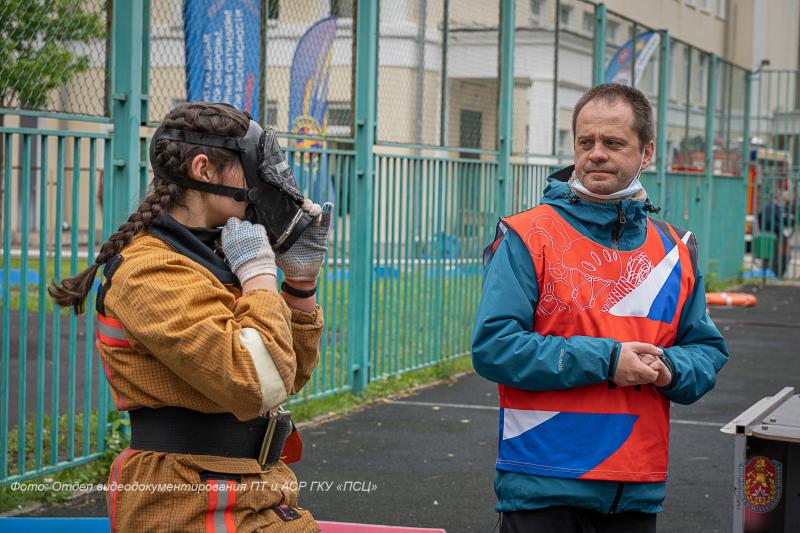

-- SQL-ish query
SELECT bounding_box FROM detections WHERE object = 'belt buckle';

[258,410,281,467]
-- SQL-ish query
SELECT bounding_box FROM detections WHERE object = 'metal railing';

[1,128,113,483]
[747,70,800,280]
[2,0,795,484]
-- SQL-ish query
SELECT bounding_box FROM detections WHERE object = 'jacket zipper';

[608,206,628,509]
[609,482,625,513]
[611,202,626,249]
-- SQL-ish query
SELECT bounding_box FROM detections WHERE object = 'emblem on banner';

[738,456,782,513]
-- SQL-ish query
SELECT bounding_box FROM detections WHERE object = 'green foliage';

[704,259,742,293]
[0,256,91,313]
[0,410,128,513]
[0,0,104,109]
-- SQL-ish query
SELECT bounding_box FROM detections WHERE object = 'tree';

[0,0,104,230]
[0,0,105,110]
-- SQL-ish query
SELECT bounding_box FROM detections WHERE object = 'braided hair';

[49,102,250,313]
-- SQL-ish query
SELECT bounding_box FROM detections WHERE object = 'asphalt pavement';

[10,283,800,533]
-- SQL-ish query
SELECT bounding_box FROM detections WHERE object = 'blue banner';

[605,31,660,87]
[288,17,337,203]
[184,0,261,118]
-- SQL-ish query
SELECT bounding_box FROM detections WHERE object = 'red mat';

[318,521,446,532]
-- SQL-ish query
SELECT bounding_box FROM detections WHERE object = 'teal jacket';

[471,168,729,514]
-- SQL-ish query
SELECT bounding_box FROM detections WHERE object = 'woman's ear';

[188,153,212,182]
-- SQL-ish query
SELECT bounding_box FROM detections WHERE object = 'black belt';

[129,407,293,467]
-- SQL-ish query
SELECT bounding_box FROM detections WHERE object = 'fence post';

[656,31,670,215]
[350,0,378,395]
[496,0,515,219]
[439,0,449,146]
[593,3,607,87]
[702,54,718,274]
[109,0,144,441]
[110,1,144,221]
[741,71,752,192]
[141,0,151,124]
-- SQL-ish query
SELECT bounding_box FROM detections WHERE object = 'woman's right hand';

[221,218,277,286]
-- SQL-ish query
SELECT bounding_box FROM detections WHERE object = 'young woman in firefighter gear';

[50,102,331,532]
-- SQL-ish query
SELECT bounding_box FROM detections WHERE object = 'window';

[698,0,711,13]
[558,129,573,156]
[265,100,278,127]
[459,109,482,158]
[559,5,573,28]
[607,20,619,42]
[326,101,352,136]
[716,0,727,18]
[327,101,352,128]
[582,11,594,35]
[331,0,354,18]
[669,46,689,102]
[685,0,696,8]
[267,0,279,19]
[694,53,708,103]
[530,0,545,17]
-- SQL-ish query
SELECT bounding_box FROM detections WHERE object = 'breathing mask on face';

[149,111,312,253]
[569,148,647,201]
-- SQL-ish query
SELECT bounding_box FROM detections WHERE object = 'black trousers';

[500,506,657,533]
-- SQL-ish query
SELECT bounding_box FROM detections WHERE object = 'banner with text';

[184,0,261,118]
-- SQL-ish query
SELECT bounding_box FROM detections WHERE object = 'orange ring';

[705,292,757,307]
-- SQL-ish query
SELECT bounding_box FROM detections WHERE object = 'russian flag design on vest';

[492,204,696,482]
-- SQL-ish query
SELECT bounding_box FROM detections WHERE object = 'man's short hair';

[572,83,655,148]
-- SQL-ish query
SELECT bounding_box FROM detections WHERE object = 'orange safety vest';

[496,204,696,482]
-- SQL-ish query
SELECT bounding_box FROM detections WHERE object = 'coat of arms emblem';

[738,455,783,513]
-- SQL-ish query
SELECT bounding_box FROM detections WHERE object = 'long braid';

[48,178,184,313]
[49,102,249,314]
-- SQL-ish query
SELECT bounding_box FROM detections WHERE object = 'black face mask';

[149,116,312,253]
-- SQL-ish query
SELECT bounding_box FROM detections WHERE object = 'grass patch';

[1,257,91,314]
[704,259,746,293]
[0,411,128,513]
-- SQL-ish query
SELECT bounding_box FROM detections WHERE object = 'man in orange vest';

[472,83,729,532]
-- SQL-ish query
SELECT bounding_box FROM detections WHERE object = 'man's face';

[573,99,654,196]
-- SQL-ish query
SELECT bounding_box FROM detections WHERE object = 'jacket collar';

[148,215,239,286]
[542,165,660,229]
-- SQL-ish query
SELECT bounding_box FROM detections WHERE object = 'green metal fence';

[0,0,784,484]
[1,128,113,483]
[748,70,800,280]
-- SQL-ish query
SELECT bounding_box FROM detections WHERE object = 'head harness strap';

[149,127,259,203]
[156,128,249,153]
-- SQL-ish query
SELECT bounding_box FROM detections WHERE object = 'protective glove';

[275,202,333,282]
[221,218,277,285]
[301,198,323,217]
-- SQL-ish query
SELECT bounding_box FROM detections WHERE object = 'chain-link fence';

[510,1,662,162]
[667,41,711,173]
[147,0,185,124]
[377,0,500,150]
[512,0,558,157]
[0,0,107,117]
[749,70,800,280]
[1,0,781,486]
[553,0,596,160]
[713,60,748,176]
[264,0,354,137]
[149,0,357,134]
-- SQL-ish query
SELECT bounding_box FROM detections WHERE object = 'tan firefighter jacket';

[96,216,323,532]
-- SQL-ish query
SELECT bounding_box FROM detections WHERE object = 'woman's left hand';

[275,202,333,282]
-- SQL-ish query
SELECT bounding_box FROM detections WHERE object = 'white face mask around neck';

[569,148,647,201]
